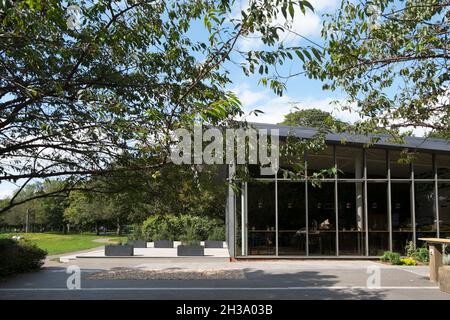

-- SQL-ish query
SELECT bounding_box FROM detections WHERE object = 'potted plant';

[205,226,225,248]
[153,224,174,248]
[177,226,204,256]
[127,224,147,248]
[105,241,134,256]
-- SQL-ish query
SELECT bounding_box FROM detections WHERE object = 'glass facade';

[278,182,306,255]
[231,145,450,257]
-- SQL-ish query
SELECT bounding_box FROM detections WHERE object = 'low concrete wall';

[438,266,450,294]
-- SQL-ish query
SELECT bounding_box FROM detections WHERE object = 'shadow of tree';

[241,268,387,300]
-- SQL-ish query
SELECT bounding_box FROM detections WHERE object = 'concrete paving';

[59,241,229,262]
[1,258,449,300]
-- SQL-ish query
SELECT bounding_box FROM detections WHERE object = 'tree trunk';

[116,218,122,236]
[95,221,99,236]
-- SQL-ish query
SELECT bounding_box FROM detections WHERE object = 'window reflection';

[391,183,413,254]
[390,150,411,179]
[247,181,276,255]
[278,182,306,255]
[415,182,437,246]
[438,182,450,238]
[366,149,387,179]
[338,183,365,255]
[368,183,389,255]
[336,147,363,179]
[308,183,336,255]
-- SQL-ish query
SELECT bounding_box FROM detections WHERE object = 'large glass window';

[366,148,387,179]
[307,146,335,177]
[247,181,276,255]
[308,182,336,255]
[438,182,450,239]
[234,186,242,256]
[336,147,363,179]
[437,154,450,179]
[278,182,306,255]
[338,182,365,255]
[390,150,411,179]
[368,183,389,255]
[391,183,413,254]
[413,153,433,179]
[236,147,449,257]
[415,182,437,246]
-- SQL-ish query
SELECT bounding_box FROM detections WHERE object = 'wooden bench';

[418,238,450,282]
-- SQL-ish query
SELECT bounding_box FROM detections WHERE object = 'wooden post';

[429,243,443,282]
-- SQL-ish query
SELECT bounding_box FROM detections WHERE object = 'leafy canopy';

[306,0,449,138]
[0,0,318,207]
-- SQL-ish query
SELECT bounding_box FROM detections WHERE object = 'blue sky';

[0,0,430,199]
[0,0,351,199]
[226,0,364,125]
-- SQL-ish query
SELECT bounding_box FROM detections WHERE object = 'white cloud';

[233,0,340,51]
[308,0,339,11]
[232,84,363,125]
[0,181,18,199]
[237,35,264,51]
[231,83,266,105]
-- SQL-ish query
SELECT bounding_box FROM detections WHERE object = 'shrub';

[208,226,225,241]
[413,247,429,263]
[179,224,201,246]
[400,258,417,266]
[380,251,402,265]
[142,215,173,241]
[405,241,415,257]
[404,241,429,264]
[0,239,47,278]
[128,224,144,240]
[142,214,223,241]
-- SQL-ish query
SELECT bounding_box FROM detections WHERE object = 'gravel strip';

[86,268,245,280]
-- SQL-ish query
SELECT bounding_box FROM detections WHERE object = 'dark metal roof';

[249,122,450,153]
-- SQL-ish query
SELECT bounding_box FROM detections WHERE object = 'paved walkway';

[59,241,229,262]
[1,259,449,300]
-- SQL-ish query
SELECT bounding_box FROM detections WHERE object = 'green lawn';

[0,232,126,256]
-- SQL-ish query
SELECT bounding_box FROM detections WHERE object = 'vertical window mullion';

[275,174,279,256]
[433,154,440,238]
[334,145,339,256]
[305,149,309,257]
[364,149,369,256]
[387,150,393,252]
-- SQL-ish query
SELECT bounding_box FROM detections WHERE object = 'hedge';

[142,215,223,241]
[0,239,47,278]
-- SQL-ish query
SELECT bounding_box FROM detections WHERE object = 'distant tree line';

[0,164,227,235]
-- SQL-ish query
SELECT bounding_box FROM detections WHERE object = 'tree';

[0,180,68,231]
[306,0,449,138]
[278,108,349,129]
[64,190,110,235]
[0,0,319,210]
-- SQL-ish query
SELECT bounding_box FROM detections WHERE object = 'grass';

[0,232,126,256]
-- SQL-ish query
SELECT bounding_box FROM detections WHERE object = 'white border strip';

[0,286,440,291]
